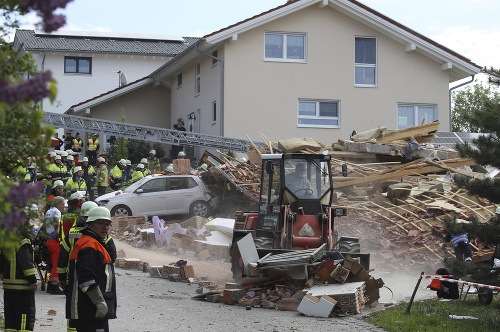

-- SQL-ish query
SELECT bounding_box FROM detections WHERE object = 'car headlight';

[97,200,109,206]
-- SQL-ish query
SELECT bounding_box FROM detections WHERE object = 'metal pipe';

[449,75,475,131]
[195,42,225,137]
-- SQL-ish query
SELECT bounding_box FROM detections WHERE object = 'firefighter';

[124,160,133,184]
[443,232,473,263]
[72,132,83,153]
[49,155,69,185]
[82,157,96,201]
[147,150,161,174]
[96,157,109,197]
[131,163,145,183]
[109,159,126,191]
[24,163,37,183]
[66,207,117,331]
[87,133,100,166]
[66,166,87,197]
[66,155,75,175]
[141,158,151,175]
[0,234,38,332]
[49,151,57,163]
[45,196,66,294]
[60,150,68,165]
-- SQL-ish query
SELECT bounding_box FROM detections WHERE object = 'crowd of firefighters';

[2,132,189,331]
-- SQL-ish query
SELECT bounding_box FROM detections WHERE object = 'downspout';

[449,75,474,131]
[195,42,225,137]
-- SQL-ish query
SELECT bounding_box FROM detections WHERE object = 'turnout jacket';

[96,164,109,187]
[57,218,116,277]
[66,229,117,320]
[0,238,37,291]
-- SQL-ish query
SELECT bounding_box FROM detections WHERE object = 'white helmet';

[73,166,82,173]
[149,150,156,155]
[141,158,148,164]
[126,160,131,166]
[81,201,98,217]
[50,151,57,158]
[177,151,186,158]
[52,180,64,188]
[69,191,85,201]
[66,149,73,155]
[137,163,144,169]
[119,159,127,166]
[82,157,89,162]
[60,151,68,157]
[55,155,62,161]
[67,155,74,161]
[86,207,111,223]
[166,164,174,172]
[199,163,208,171]
[28,163,36,169]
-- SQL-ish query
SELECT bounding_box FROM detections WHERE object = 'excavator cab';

[253,153,343,250]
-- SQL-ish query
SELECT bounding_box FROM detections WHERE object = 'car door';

[132,177,168,216]
[165,177,200,214]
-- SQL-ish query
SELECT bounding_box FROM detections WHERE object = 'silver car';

[95,174,219,218]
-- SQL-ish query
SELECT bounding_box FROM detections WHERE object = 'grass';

[364,298,500,331]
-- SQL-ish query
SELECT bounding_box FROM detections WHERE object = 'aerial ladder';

[43,111,264,152]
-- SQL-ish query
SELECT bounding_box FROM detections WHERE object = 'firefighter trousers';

[4,290,35,331]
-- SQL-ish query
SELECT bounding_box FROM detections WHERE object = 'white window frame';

[177,73,182,88]
[264,32,307,63]
[196,109,201,133]
[195,62,201,96]
[397,103,437,129]
[212,101,217,124]
[354,37,377,87]
[297,99,340,129]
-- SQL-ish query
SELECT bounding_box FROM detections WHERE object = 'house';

[13,29,199,115]
[66,0,481,160]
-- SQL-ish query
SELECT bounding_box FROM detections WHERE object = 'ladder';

[43,111,264,152]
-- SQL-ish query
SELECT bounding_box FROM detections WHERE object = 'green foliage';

[452,81,500,132]
[0,1,59,246]
[366,298,500,331]
[445,67,500,284]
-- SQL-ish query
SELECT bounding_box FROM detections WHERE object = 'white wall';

[32,52,171,114]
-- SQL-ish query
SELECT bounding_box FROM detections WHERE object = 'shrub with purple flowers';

[0,1,70,242]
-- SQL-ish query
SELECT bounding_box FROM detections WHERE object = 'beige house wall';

[171,51,222,137]
[89,84,171,128]
[221,5,449,144]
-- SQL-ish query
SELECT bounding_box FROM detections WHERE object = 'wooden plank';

[377,121,440,142]
[335,159,475,189]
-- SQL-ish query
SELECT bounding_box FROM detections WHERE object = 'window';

[397,104,436,129]
[195,62,200,96]
[212,101,217,123]
[265,32,306,62]
[212,50,218,66]
[187,112,195,132]
[298,100,339,128]
[140,178,167,193]
[64,56,92,74]
[177,73,182,88]
[355,37,376,86]
[169,177,197,191]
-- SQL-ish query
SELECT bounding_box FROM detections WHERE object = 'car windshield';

[123,177,149,193]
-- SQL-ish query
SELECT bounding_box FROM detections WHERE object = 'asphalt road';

[4,239,438,332]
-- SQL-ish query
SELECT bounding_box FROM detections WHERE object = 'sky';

[10,0,500,81]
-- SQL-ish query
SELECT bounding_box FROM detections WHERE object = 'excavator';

[230,153,369,281]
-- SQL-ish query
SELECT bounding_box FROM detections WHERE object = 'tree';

[444,67,500,286]
[0,1,72,247]
[452,81,500,132]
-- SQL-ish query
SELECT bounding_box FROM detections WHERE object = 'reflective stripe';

[67,319,77,332]
[451,233,468,247]
[105,263,112,292]
[57,267,67,274]
[79,279,96,293]
[23,268,36,276]
[21,313,26,331]
[4,284,31,290]
[69,233,82,239]
[4,278,29,284]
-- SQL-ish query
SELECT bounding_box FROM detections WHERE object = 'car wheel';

[190,201,210,217]
[111,205,132,217]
